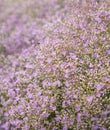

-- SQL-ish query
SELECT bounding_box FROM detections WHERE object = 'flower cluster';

[0,0,110,130]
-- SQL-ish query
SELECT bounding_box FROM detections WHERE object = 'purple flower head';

[87,95,94,103]
[95,83,104,91]
[75,105,80,112]
[1,122,9,130]
[63,125,68,130]
[106,49,110,55]
[76,113,81,122]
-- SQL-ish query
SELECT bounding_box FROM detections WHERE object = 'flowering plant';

[0,0,110,129]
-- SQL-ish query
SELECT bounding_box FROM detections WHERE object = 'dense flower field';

[0,0,110,130]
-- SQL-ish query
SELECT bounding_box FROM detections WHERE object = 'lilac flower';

[106,49,110,55]
[87,95,94,103]
[95,83,104,91]
[41,128,46,130]
[76,113,81,122]
[69,52,77,60]
[1,122,9,130]
[92,125,99,130]
[46,58,52,63]
[64,81,70,87]
[53,80,62,87]
[22,125,30,130]
[73,94,78,99]
[63,125,68,130]
[104,109,109,118]
[41,111,49,118]
[95,16,101,23]
[62,101,66,108]
[42,80,48,87]
[11,119,20,127]
[75,105,80,112]
[8,89,15,98]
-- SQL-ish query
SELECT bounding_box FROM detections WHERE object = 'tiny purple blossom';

[106,49,110,55]
[75,105,80,112]
[76,113,81,122]
[87,95,94,103]
[63,125,68,130]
